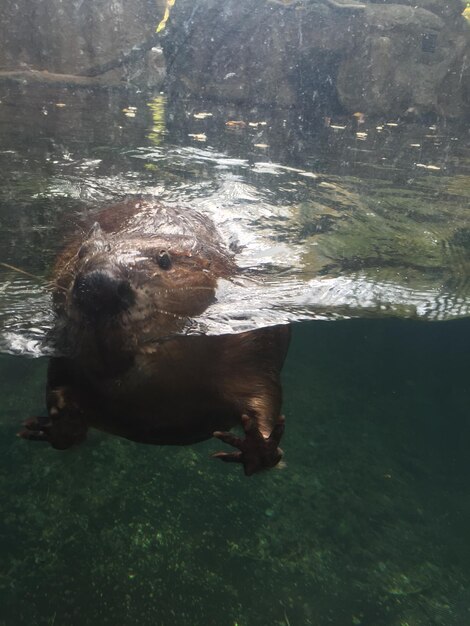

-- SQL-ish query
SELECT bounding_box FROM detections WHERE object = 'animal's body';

[20,199,290,475]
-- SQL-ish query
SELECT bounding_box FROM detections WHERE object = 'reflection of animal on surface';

[19,199,290,475]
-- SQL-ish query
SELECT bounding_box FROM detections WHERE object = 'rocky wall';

[162,0,470,119]
[0,0,469,118]
[0,0,167,85]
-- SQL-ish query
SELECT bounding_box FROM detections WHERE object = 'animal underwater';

[19,198,290,476]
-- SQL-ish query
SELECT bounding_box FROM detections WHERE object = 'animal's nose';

[72,270,135,318]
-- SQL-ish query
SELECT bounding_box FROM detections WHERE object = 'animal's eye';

[156,249,172,270]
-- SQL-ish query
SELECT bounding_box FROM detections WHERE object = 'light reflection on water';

[0,87,469,355]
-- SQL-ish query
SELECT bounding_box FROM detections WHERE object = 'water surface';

[1,85,470,354]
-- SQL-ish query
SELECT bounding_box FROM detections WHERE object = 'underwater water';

[2,319,470,626]
[0,85,470,625]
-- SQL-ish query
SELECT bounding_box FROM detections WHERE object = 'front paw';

[18,416,53,443]
[18,413,86,450]
[212,414,284,476]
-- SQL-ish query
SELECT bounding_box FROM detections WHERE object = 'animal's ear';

[78,222,108,259]
[87,222,103,239]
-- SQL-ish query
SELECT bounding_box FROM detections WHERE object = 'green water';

[0,83,470,625]
[1,319,470,625]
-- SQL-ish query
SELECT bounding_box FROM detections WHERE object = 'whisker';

[164,286,214,291]
[0,262,68,293]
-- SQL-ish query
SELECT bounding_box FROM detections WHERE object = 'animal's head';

[54,218,235,348]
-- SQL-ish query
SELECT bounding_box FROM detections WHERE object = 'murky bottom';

[2,318,470,626]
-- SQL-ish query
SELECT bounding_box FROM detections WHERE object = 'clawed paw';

[18,413,87,450]
[18,416,53,443]
[212,414,284,476]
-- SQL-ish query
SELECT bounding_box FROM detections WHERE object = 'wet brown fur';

[21,199,290,473]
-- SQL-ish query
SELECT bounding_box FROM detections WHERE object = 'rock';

[0,0,167,83]
[163,0,360,111]
[163,0,470,119]
[336,3,470,117]
[370,0,465,21]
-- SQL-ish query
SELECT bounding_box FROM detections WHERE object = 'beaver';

[19,199,290,475]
